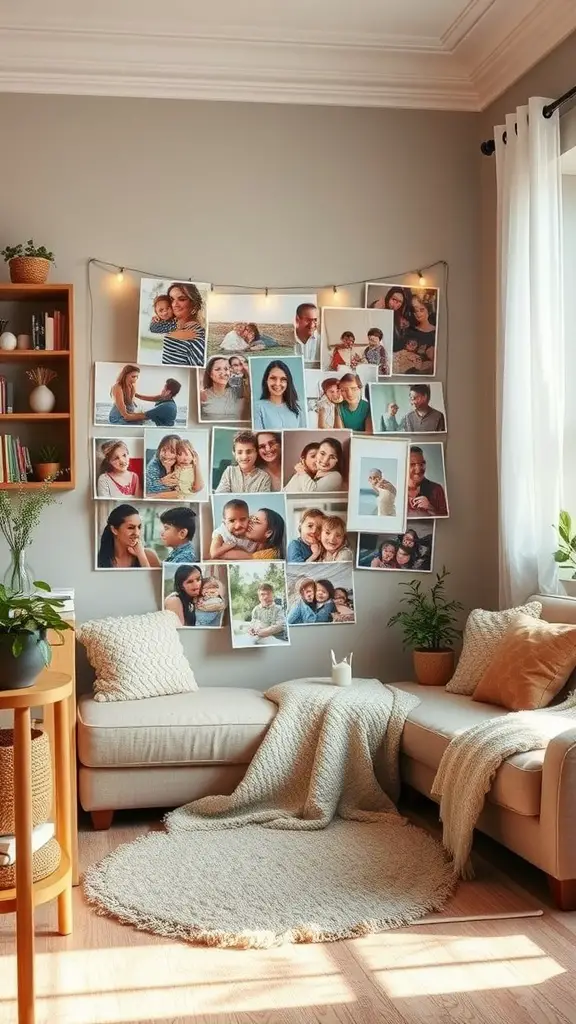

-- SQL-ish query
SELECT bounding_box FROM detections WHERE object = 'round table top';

[0,670,72,708]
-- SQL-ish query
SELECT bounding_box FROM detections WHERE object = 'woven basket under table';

[0,727,52,835]
[0,837,61,890]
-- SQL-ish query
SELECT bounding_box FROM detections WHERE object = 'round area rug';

[84,818,455,948]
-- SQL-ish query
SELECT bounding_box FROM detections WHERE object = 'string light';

[265,287,269,298]
[333,285,338,294]
[418,270,425,286]
[117,267,124,283]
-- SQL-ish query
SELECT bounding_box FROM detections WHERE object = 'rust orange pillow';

[472,613,576,711]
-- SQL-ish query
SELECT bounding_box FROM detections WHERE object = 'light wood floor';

[1,801,576,1024]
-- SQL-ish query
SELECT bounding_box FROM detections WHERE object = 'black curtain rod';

[480,84,576,156]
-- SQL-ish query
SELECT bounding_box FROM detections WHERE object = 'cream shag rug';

[84,680,455,947]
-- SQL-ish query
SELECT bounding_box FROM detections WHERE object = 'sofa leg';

[547,874,576,911]
[91,810,114,831]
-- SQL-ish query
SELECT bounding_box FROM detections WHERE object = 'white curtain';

[496,97,564,606]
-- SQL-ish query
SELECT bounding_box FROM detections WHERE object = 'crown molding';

[0,2,574,112]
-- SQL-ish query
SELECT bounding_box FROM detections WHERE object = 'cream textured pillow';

[77,610,198,702]
[445,601,542,696]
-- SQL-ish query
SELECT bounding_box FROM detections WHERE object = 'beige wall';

[0,93,486,690]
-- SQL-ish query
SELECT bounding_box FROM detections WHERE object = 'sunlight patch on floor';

[0,942,356,1023]
[354,932,564,997]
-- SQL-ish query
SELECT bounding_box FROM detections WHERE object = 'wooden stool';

[0,671,73,1024]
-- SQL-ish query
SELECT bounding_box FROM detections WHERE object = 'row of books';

[31,311,67,351]
[0,377,14,413]
[0,434,32,483]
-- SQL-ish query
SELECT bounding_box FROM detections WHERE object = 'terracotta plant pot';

[33,462,60,482]
[413,649,455,687]
[8,256,51,284]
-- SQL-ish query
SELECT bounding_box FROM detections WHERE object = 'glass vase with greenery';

[0,483,60,597]
[387,567,463,651]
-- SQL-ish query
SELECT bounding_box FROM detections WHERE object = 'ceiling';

[0,0,575,111]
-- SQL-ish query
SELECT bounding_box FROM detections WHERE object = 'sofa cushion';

[445,601,543,696]
[393,682,543,817]
[77,688,276,769]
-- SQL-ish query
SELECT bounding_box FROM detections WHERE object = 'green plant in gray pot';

[0,581,71,690]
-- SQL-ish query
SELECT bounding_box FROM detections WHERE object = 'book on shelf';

[0,822,55,867]
[32,311,67,351]
[0,379,14,414]
[0,434,31,483]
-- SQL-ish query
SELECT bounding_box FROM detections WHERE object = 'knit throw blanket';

[167,679,420,833]
[431,691,576,878]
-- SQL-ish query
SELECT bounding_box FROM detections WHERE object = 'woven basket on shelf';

[8,256,51,284]
[0,727,52,834]
[0,837,60,891]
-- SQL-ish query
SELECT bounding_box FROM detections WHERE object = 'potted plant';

[387,567,463,686]
[1,239,56,284]
[554,510,576,579]
[0,581,71,690]
[33,444,61,482]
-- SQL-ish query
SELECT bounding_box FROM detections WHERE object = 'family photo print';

[320,307,393,377]
[249,354,307,430]
[357,521,435,572]
[370,382,447,434]
[209,492,287,561]
[346,436,409,533]
[227,560,290,649]
[407,442,449,519]
[93,436,144,500]
[162,562,228,628]
[282,430,351,495]
[211,427,282,494]
[286,497,352,564]
[304,366,376,433]
[94,362,190,428]
[137,278,210,368]
[207,291,319,363]
[95,501,201,569]
[197,356,251,424]
[365,281,439,376]
[286,563,356,626]
[144,428,210,501]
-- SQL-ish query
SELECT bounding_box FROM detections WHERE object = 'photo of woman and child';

[282,431,350,494]
[95,502,200,569]
[365,282,439,376]
[207,292,317,362]
[249,356,307,430]
[144,429,209,501]
[212,429,282,493]
[228,561,290,648]
[305,366,377,430]
[357,523,435,572]
[209,493,287,561]
[162,562,228,628]
[198,355,251,423]
[94,363,189,428]
[286,564,356,625]
[93,438,143,499]
[320,307,393,377]
[287,504,353,563]
[138,279,209,368]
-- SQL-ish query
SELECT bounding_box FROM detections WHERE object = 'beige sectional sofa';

[76,593,576,909]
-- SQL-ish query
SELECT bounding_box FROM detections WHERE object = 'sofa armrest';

[540,726,576,879]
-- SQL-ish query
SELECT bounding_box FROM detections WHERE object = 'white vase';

[0,332,17,351]
[29,384,56,413]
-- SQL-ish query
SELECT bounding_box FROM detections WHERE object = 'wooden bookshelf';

[0,283,75,490]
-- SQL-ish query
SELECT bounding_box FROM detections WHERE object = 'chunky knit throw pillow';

[445,601,542,696]
[77,610,198,702]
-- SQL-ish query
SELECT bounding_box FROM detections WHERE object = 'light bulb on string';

[264,287,269,299]
[117,267,124,283]
[333,285,338,294]
[417,270,425,287]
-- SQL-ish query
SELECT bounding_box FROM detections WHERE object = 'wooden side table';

[0,671,73,1024]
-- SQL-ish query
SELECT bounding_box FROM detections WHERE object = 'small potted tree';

[387,567,463,686]
[1,239,56,284]
[0,581,71,690]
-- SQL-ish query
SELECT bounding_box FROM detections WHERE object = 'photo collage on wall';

[90,276,448,646]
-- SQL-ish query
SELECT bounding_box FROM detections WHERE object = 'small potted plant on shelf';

[33,445,61,482]
[0,239,56,284]
[0,581,71,690]
[387,567,463,686]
